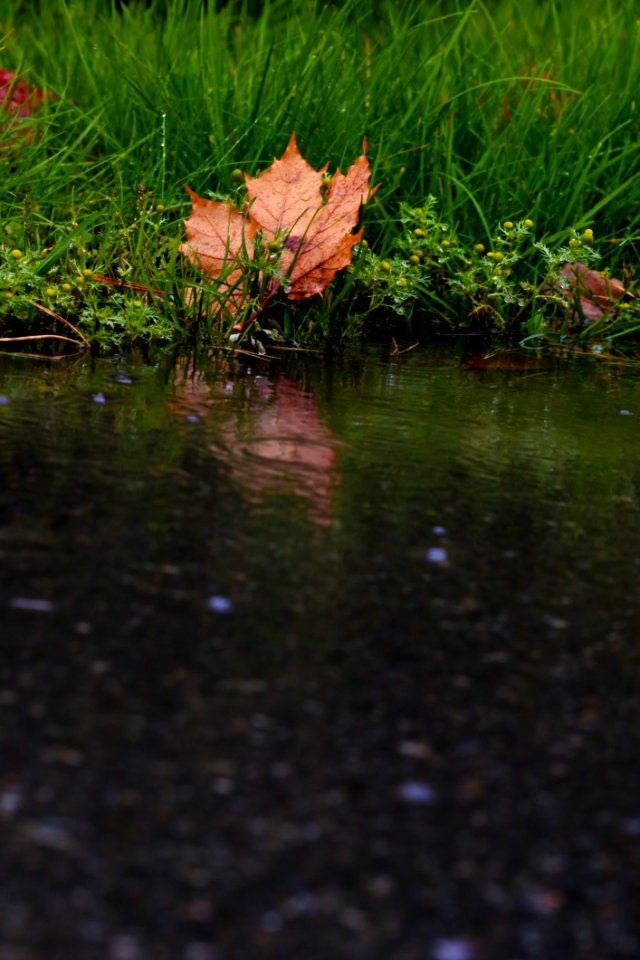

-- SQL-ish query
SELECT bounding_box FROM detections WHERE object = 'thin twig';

[263,344,322,352]
[0,349,80,361]
[232,292,276,333]
[231,347,278,361]
[92,273,166,298]
[390,336,419,356]
[0,334,82,345]
[31,301,90,346]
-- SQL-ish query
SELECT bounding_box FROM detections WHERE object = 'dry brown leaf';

[260,145,374,300]
[181,134,375,316]
[243,133,329,242]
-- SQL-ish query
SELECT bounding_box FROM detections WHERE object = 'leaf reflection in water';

[168,363,339,526]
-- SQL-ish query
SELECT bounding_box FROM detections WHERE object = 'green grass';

[0,0,639,351]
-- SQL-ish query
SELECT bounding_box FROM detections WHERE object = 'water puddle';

[1,345,639,957]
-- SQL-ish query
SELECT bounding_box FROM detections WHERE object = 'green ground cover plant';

[0,0,638,353]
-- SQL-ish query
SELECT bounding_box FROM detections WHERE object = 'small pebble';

[207,595,233,613]
[432,939,474,960]
[619,409,633,415]
[339,906,367,931]
[426,546,448,564]
[260,910,284,934]
[0,395,9,404]
[212,777,234,796]
[282,890,318,917]
[93,392,106,404]
[544,615,568,630]
[0,787,22,816]
[398,739,430,759]
[9,597,55,613]
[183,945,215,960]
[108,935,144,960]
[398,780,436,805]
[366,874,394,898]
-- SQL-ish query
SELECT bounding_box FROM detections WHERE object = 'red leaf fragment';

[554,262,627,323]
[0,68,44,119]
[465,351,551,371]
[1,68,46,145]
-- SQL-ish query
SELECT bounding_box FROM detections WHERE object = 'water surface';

[1,345,639,959]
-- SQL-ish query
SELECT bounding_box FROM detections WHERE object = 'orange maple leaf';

[181,133,375,315]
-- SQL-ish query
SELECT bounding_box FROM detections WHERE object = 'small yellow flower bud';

[4,290,13,299]
[414,228,425,238]
[230,169,244,184]
[569,238,580,249]
[155,204,166,213]
[398,277,408,288]
[133,299,143,307]
[492,252,504,263]
[61,283,72,292]
[581,228,594,242]
[503,221,514,230]
[10,249,23,260]
[45,287,56,297]
[82,269,93,278]
[487,251,496,260]
[524,218,534,228]
[473,243,485,254]
[441,239,451,249]
[409,255,421,265]
[381,261,391,273]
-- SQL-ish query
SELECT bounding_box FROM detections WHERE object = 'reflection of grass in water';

[0,0,638,346]
[327,354,640,540]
